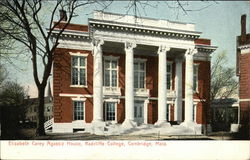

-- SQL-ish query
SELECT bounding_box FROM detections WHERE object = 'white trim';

[144,99,149,124]
[181,98,206,102]
[93,30,196,51]
[69,52,89,57]
[239,45,250,54]
[59,93,92,98]
[70,85,87,88]
[104,98,120,103]
[57,41,92,51]
[193,104,197,123]
[239,99,250,102]
[167,104,171,121]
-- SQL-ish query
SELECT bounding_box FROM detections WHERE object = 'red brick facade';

[53,48,211,125]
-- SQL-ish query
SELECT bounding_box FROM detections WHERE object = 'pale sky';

[3,1,250,98]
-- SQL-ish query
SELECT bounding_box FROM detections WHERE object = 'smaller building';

[25,96,53,123]
[211,98,239,132]
[24,82,53,123]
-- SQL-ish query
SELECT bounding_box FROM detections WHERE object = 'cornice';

[195,44,217,54]
[89,19,201,40]
[238,44,250,50]
[50,29,90,40]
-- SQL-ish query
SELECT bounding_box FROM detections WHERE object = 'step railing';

[44,118,54,131]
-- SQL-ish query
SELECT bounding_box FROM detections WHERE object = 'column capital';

[158,45,170,54]
[92,39,104,48]
[185,48,198,56]
[125,42,137,51]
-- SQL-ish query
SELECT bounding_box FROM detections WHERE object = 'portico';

[92,40,198,129]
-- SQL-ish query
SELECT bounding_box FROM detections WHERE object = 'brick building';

[51,11,216,134]
[236,14,250,138]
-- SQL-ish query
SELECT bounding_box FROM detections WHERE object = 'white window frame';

[167,61,173,90]
[166,103,171,122]
[193,64,199,92]
[193,103,197,123]
[104,98,119,123]
[134,58,147,89]
[103,56,119,88]
[72,97,86,122]
[70,52,88,88]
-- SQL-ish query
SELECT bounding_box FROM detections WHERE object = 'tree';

[0,0,101,136]
[211,51,239,101]
[0,81,28,139]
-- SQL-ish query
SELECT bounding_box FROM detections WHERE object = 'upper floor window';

[73,101,84,120]
[193,64,199,92]
[167,62,172,90]
[104,59,118,87]
[71,56,87,86]
[134,61,146,89]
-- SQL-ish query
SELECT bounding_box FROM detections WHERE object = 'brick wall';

[239,53,250,99]
[54,48,211,125]
[53,48,93,123]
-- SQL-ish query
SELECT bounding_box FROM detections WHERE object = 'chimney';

[241,14,246,42]
[59,9,67,21]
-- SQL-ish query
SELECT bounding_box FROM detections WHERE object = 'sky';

[3,1,250,98]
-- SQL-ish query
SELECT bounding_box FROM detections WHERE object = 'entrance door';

[134,101,144,125]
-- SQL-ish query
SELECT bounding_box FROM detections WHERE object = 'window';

[193,64,199,91]
[167,62,172,90]
[105,102,116,121]
[73,101,84,120]
[71,56,87,86]
[104,59,118,87]
[192,104,197,122]
[166,104,170,121]
[134,61,146,89]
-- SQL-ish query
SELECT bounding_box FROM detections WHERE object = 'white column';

[174,58,183,123]
[183,49,197,124]
[123,42,137,128]
[92,39,104,123]
[156,45,170,126]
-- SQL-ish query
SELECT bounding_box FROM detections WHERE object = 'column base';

[180,121,197,127]
[90,120,106,135]
[230,124,240,133]
[181,121,202,134]
[155,120,171,127]
[122,119,137,128]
